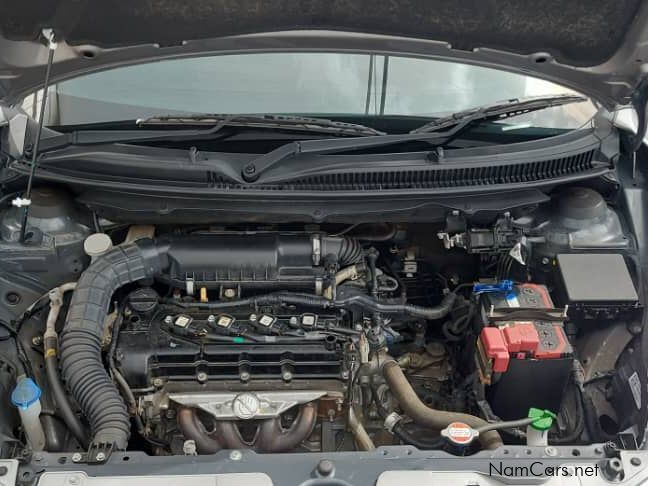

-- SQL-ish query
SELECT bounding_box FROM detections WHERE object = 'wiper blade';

[410,94,587,134]
[137,113,386,136]
[240,95,587,183]
[41,122,231,151]
[39,114,384,152]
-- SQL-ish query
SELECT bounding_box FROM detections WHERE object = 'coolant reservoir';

[11,377,46,451]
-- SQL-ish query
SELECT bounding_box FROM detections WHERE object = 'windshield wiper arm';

[241,131,453,182]
[137,113,385,136]
[410,94,587,134]
[40,114,384,152]
[241,95,587,183]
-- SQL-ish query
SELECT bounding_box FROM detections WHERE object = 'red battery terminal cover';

[480,324,539,373]
[479,322,571,375]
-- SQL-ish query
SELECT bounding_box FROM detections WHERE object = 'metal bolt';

[240,371,251,382]
[282,371,293,382]
[164,315,173,324]
[316,459,334,477]
[224,288,236,299]
[183,440,197,456]
[336,398,343,412]
[289,316,298,325]
[197,371,208,383]
[631,457,642,466]
[603,441,618,455]
[603,458,623,480]
[544,446,558,457]
[32,335,42,346]
[229,450,243,461]
[71,453,83,463]
[355,324,363,331]
[95,452,106,462]
[207,315,216,324]
[249,314,257,322]
[153,378,164,388]
[541,257,550,265]
[68,476,80,485]
[340,370,350,380]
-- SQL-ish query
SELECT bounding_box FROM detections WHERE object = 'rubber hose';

[41,414,64,452]
[382,360,503,450]
[43,336,88,448]
[392,422,444,449]
[59,242,168,450]
[334,292,457,320]
[348,405,376,451]
[168,291,457,321]
[328,236,364,265]
[551,386,585,444]
[476,417,535,434]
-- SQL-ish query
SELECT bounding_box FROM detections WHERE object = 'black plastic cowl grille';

[208,150,600,191]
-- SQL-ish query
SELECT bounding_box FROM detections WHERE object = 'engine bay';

[0,185,643,461]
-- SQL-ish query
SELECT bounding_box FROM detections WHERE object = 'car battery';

[475,283,573,420]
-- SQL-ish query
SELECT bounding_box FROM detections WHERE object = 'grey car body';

[2,2,648,485]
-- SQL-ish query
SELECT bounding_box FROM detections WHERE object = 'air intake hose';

[59,241,169,451]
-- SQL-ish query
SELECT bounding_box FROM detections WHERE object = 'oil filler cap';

[441,422,478,446]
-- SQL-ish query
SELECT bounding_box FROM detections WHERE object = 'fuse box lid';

[556,253,638,306]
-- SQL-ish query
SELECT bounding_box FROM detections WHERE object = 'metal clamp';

[42,28,58,50]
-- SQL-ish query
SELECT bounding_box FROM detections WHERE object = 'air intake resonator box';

[161,234,362,291]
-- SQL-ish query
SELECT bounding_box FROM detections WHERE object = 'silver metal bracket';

[169,390,326,420]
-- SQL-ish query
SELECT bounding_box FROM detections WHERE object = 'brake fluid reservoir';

[11,377,46,451]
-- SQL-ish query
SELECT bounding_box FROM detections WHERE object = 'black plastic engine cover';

[165,234,317,286]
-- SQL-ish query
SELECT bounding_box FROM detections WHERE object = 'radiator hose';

[382,359,503,450]
[59,242,169,452]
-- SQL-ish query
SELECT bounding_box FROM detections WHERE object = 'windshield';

[24,52,596,129]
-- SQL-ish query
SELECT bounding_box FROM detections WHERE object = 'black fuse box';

[556,254,638,315]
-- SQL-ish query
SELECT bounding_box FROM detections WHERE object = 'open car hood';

[1,0,648,108]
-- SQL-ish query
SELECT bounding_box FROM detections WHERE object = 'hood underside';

[1,0,648,107]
